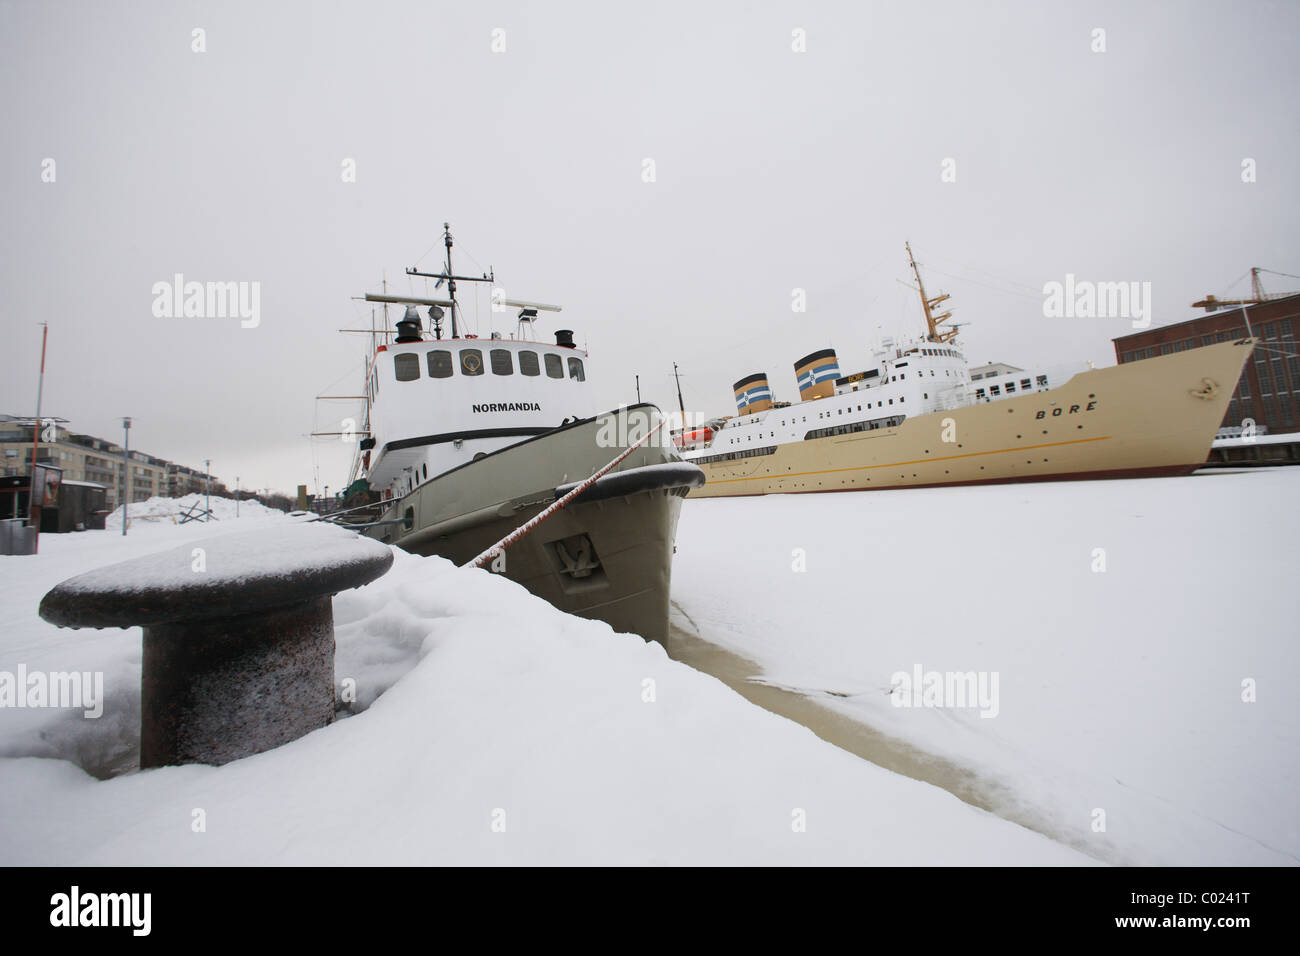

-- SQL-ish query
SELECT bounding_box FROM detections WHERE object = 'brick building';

[1112,293,1300,434]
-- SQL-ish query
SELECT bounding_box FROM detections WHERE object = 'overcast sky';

[3,0,1297,496]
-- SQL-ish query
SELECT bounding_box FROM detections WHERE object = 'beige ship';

[680,244,1255,496]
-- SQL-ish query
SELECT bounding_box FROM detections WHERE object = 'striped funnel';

[733,373,774,415]
[794,348,840,401]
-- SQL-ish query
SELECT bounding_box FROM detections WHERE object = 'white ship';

[679,243,1255,496]
[334,225,703,644]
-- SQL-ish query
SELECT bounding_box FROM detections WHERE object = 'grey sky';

[3,0,1297,495]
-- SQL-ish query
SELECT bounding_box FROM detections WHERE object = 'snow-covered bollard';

[37,524,393,769]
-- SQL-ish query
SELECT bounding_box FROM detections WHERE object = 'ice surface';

[671,467,1300,865]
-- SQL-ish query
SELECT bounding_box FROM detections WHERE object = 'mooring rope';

[463,415,667,570]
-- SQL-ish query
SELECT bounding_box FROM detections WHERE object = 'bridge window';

[459,348,484,376]
[394,353,420,382]
[427,350,453,379]
[490,349,514,375]
[545,353,564,378]
[519,350,540,376]
[568,357,585,381]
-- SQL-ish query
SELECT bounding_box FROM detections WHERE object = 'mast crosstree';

[906,241,959,344]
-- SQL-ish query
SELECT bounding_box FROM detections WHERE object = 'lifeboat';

[675,427,713,447]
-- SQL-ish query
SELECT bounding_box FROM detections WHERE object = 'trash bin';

[0,518,36,555]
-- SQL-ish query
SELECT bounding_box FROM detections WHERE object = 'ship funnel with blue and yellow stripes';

[732,373,774,415]
[794,348,840,401]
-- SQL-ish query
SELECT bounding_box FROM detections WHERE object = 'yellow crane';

[1193,267,1296,311]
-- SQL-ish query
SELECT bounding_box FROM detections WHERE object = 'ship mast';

[405,222,495,340]
[906,241,958,344]
[673,363,687,425]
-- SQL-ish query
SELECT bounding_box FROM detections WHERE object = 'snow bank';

[107,493,285,527]
[0,517,1091,865]
[672,467,1300,866]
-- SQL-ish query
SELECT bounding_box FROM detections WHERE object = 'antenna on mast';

[906,241,959,344]
[404,222,496,340]
[443,223,458,339]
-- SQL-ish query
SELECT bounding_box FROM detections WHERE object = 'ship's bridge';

[367,334,596,497]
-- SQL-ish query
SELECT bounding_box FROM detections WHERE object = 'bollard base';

[140,597,336,768]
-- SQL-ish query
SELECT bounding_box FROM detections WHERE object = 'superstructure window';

[519,350,540,376]
[545,353,564,378]
[427,350,453,378]
[490,349,514,375]
[1036,375,1048,387]
[460,348,484,376]
[568,357,585,381]
[394,353,420,382]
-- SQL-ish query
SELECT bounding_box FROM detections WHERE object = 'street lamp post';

[235,476,240,518]
[204,459,211,521]
[121,417,132,536]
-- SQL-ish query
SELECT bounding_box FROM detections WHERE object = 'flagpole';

[27,322,48,554]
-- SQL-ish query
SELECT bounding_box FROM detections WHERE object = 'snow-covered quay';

[1,500,1089,865]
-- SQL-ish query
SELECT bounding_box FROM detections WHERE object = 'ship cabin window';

[888,398,893,405]
[490,349,514,375]
[975,388,986,400]
[990,384,1001,396]
[1037,375,1048,387]
[427,350,453,379]
[568,357,585,381]
[460,348,485,376]
[1021,379,1032,390]
[545,353,564,378]
[394,353,420,382]
[1005,381,1016,393]
[519,350,541,376]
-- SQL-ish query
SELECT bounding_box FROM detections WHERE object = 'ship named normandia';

[332,224,703,645]
[678,244,1254,496]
